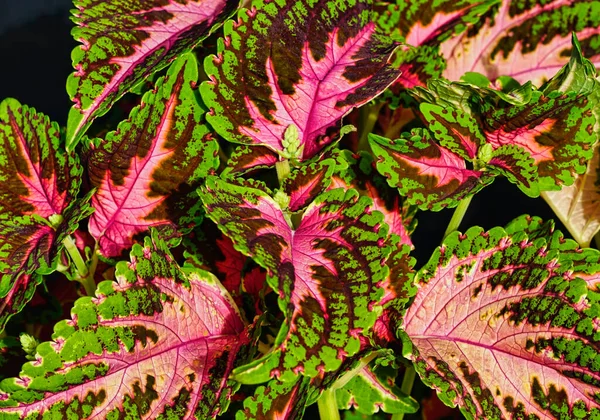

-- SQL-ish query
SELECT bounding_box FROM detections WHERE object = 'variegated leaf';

[370,129,494,211]
[222,145,279,178]
[199,178,389,383]
[442,0,600,86]
[87,53,219,258]
[0,232,249,419]
[401,221,600,419]
[0,99,89,331]
[336,363,418,415]
[202,0,401,160]
[282,158,337,212]
[375,0,498,89]
[66,0,239,147]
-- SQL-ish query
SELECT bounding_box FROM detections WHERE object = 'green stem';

[275,159,291,186]
[62,236,97,296]
[391,366,417,420]
[357,102,384,152]
[317,389,340,420]
[443,194,474,240]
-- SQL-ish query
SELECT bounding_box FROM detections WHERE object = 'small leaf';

[66,0,239,147]
[87,53,219,258]
[236,377,315,420]
[370,130,494,211]
[222,145,279,178]
[336,364,418,415]
[0,232,249,419]
[202,0,401,160]
[282,158,337,212]
[401,221,600,419]
[199,178,389,383]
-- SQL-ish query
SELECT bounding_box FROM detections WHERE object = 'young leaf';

[370,129,494,211]
[202,0,401,160]
[66,0,239,147]
[542,148,600,248]
[0,232,250,419]
[442,0,600,85]
[0,99,88,331]
[199,178,389,383]
[282,158,337,212]
[375,0,498,88]
[401,222,600,419]
[87,53,219,258]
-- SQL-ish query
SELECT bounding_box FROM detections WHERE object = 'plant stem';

[62,236,97,296]
[317,389,340,420]
[391,366,417,420]
[275,159,291,186]
[357,102,384,152]
[443,194,474,240]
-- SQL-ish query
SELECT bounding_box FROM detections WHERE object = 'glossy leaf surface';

[0,99,87,331]
[87,54,218,258]
[0,233,248,419]
[199,178,389,383]
[202,0,401,160]
[402,220,600,419]
[66,0,238,147]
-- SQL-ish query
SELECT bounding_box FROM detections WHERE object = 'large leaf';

[370,129,494,211]
[202,0,401,161]
[442,0,600,86]
[542,147,600,248]
[0,99,88,331]
[66,0,238,148]
[0,232,249,419]
[199,178,389,383]
[87,53,219,258]
[401,219,600,419]
[374,0,498,89]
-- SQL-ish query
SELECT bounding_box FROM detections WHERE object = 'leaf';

[481,88,597,191]
[374,0,498,88]
[236,377,315,420]
[401,222,600,419]
[202,0,401,160]
[336,364,418,415]
[542,147,600,247]
[442,0,600,86]
[0,99,89,331]
[66,0,239,148]
[199,178,389,383]
[222,145,279,178]
[87,53,219,258]
[0,232,250,419]
[370,129,494,211]
[282,159,337,212]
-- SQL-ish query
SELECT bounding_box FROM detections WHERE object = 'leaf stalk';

[443,194,474,240]
[317,389,340,420]
[391,366,417,420]
[62,236,97,296]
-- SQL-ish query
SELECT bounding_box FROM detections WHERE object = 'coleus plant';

[2,0,600,419]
